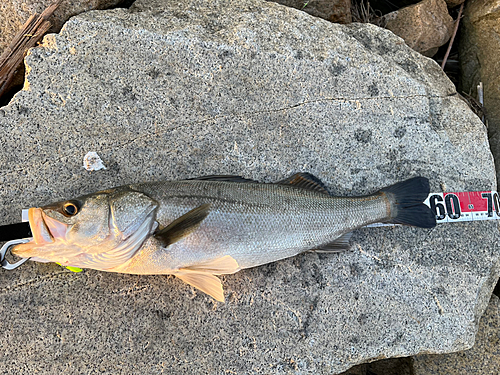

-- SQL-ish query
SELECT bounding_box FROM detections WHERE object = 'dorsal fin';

[187,175,258,183]
[154,204,210,246]
[278,173,330,194]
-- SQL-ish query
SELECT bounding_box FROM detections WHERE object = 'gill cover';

[12,189,159,270]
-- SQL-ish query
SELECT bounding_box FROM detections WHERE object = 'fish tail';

[380,177,436,228]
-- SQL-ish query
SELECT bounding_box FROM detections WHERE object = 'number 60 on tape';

[424,191,500,223]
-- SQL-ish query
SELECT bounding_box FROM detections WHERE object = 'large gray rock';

[460,0,500,185]
[413,294,500,374]
[0,0,498,373]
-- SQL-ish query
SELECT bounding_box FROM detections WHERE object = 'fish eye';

[62,201,80,217]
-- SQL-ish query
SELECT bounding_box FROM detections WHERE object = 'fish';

[12,173,436,302]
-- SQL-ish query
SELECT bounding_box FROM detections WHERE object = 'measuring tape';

[425,191,500,223]
[369,190,500,228]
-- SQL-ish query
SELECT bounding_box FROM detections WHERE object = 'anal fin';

[313,232,353,253]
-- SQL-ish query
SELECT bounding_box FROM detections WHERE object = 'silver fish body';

[12,174,435,301]
[116,180,387,273]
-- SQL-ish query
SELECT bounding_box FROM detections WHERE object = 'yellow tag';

[56,262,83,273]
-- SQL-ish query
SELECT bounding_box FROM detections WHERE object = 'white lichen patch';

[83,151,107,171]
[40,34,58,50]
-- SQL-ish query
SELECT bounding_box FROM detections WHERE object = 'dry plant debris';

[0,0,62,101]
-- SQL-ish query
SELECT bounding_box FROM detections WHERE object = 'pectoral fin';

[175,272,225,302]
[154,204,210,246]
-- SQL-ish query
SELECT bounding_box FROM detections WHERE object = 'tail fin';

[380,177,436,228]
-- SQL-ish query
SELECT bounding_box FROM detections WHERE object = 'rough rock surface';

[383,0,454,57]
[460,0,500,185]
[413,295,500,374]
[268,0,352,23]
[0,0,122,54]
[0,0,498,373]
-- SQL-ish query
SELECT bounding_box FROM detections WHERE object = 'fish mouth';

[29,207,54,245]
[12,208,69,257]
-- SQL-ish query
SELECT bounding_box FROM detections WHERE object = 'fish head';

[12,188,158,270]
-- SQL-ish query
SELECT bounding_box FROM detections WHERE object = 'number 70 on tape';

[424,191,500,223]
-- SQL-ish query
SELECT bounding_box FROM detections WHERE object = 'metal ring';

[0,239,31,270]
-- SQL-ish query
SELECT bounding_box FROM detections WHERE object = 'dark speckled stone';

[413,295,500,374]
[0,0,498,373]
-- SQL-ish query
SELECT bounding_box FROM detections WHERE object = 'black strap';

[0,222,32,241]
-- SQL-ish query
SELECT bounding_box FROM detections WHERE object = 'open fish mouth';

[29,207,54,245]
[12,208,70,257]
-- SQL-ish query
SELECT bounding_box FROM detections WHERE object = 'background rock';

[0,0,125,105]
[413,295,500,374]
[340,357,413,375]
[360,0,418,16]
[383,0,454,57]
[445,0,465,7]
[460,0,500,185]
[346,295,500,375]
[268,0,352,23]
[0,0,498,373]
